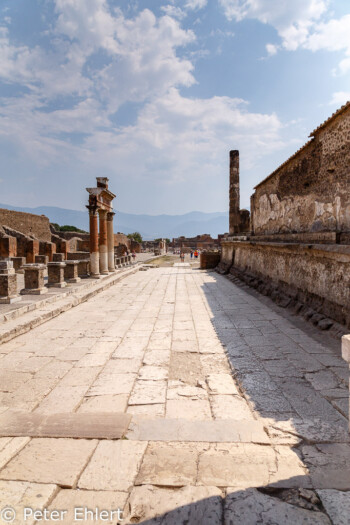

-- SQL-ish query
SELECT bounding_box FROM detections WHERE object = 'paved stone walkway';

[0,265,349,524]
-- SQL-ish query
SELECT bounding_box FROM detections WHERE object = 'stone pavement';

[0,264,349,524]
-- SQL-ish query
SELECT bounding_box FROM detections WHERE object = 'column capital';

[98,208,108,217]
[86,205,98,216]
[106,211,115,221]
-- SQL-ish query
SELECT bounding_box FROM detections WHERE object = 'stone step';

[126,417,270,443]
[0,411,131,439]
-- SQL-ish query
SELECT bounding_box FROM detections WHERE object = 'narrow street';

[0,264,349,524]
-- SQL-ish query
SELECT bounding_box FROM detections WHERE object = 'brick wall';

[251,106,350,235]
[0,208,51,241]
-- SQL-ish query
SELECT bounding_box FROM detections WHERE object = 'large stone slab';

[0,438,97,487]
[206,374,240,395]
[0,480,58,525]
[48,489,128,525]
[78,440,147,491]
[0,436,30,470]
[126,418,269,443]
[302,444,350,489]
[166,399,212,420]
[126,485,223,525]
[78,394,128,413]
[87,373,137,396]
[135,442,206,487]
[0,410,131,439]
[211,395,255,420]
[224,488,331,525]
[317,489,350,525]
[129,380,166,405]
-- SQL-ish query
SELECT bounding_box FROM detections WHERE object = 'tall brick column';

[89,207,99,277]
[99,209,109,275]
[107,212,115,272]
[229,150,240,234]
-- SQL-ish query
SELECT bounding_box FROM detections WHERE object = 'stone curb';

[0,265,140,345]
[0,264,139,325]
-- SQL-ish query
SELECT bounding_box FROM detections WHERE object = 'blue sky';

[0,0,349,215]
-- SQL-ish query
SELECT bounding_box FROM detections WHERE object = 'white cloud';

[266,43,278,56]
[218,0,350,72]
[185,0,208,10]
[330,91,350,106]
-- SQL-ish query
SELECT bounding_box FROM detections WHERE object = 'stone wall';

[200,251,221,269]
[251,105,350,235]
[0,208,51,241]
[221,240,350,328]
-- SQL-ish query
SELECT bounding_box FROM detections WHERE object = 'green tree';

[127,232,143,243]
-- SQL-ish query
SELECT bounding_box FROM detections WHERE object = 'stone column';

[89,208,100,277]
[229,150,240,234]
[0,261,21,304]
[99,209,108,275]
[107,212,115,272]
[341,334,350,430]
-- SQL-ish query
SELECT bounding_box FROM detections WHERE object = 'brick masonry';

[0,208,51,241]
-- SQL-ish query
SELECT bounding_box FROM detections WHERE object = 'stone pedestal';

[0,261,21,304]
[47,262,67,288]
[115,257,122,268]
[64,261,81,283]
[78,260,90,278]
[10,257,26,273]
[21,264,47,295]
[35,255,49,265]
[53,253,65,262]
[99,210,108,275]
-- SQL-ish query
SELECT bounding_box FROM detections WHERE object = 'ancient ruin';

[86,177,116,276]
[220,101,350,331]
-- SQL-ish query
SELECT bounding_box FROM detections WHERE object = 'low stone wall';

[67,252,90,261]
[200,251,221,269]
[219,240,350,329]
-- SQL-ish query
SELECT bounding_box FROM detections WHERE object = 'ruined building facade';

[220,101,350,329]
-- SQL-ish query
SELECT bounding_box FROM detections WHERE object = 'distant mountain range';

[0,203,229,240]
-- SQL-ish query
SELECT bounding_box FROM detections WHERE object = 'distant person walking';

[190,251,193,259]
[194,250,198,259]
[132,251,136,262]
[180,252,185,263]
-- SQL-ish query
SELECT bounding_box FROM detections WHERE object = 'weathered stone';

[211,395,255,420]
[135,442,204,486]
[0,411,131,439]
[126,485,223,525]
[0,480,58,525]
[138,365,168,381]
[224,488,331,525]
[0,437,30,470]
[302,444,350,489]
[129,380,166,405]
[48,489,128,525]
[78,440,147,491]
[197,443,275,487]
[78,394,128,413]
[206,373,240,395]
[21,264,47,295]
[0,438,97,487]
[87,373,136,396]
[317,489,350,525]
[127,419,269,443]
